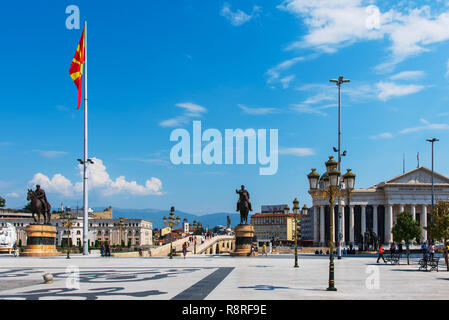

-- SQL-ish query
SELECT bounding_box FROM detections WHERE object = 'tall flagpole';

[83,20,89,255]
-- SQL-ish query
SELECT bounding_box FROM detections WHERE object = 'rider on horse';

[35,185,50,213]
[236,185,253,212]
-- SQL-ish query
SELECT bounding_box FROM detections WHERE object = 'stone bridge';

[195,235,235,255]
[149,235,235,257]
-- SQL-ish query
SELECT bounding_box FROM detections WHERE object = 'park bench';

[385,253,401,264]
[418,256,439,272]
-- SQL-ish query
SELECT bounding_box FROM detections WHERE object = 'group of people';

[100,243,111,257]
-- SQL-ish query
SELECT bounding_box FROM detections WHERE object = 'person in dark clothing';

[390,243,396,255]
[398,243,403,255]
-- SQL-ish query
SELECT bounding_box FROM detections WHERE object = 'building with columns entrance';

[310,167,449,246]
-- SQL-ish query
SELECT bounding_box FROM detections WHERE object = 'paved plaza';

[0,254,448,300]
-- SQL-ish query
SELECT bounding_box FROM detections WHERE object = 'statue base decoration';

[21,224,59,257]
[231,224,257,257]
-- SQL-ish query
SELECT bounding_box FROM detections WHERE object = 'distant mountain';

[93,207,242,230]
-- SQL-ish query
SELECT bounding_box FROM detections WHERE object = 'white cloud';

[370,132,394,140]
[32,150,68,158]
[220,3,260,26]
[280,75,295,88]
[175,102,207,116]
[279,147,316,156]
[5,192,19,198]
[28,157,162,197]
[399,118,449,134]
[278,0,384,53]
[266,56,305,85]
[238,104,277,115]
[160,102,207,128]
[278,1,449,70]
[390,70,426,80]
[376,81,425,100]
[29,173,74,197]
[290,103,330,116]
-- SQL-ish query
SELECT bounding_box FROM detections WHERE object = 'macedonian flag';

[69,27,85,109]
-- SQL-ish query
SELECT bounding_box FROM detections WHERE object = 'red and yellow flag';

[69,27,85,109]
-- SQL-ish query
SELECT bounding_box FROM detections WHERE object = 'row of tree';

[392,200,449,266]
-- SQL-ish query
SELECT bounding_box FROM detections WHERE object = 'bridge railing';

[195,235,234,254]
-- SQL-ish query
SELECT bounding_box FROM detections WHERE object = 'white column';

[399,205,404,213]
[361,205,367,235]
[421,204,427,242]
[411,205,416,221]
[349,205,355,244]
[385,205,393,244]
[320,205,325,246]
[313,207,319,245]
[373,205,378,235]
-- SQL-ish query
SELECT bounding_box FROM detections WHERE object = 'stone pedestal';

[231,224,257,256]
[21,224,60,257]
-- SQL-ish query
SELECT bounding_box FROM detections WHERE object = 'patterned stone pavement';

[0,254,448,300]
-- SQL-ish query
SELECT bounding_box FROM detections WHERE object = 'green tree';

[425,201,449,242]
[23,202,32,211]
[392,210,421,265]
[0,196,5,208]
[127,239,131,248]
[425,201,449,270]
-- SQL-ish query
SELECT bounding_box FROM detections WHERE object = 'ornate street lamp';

[193,220,198,254]
[62,211,76,259]
[307,156,356,292]
[307,169,320,190]
[292,199,299,268]
[163,206,181,259]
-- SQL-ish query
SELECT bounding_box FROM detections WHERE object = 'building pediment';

[378,167,449,186]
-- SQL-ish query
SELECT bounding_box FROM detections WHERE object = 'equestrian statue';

[26,185,52,224]
[236,185,252,225]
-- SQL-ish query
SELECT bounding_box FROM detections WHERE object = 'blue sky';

[1,0,449,215]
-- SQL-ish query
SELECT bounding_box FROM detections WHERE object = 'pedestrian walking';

[13,242,18,257]
[138,242,143,256]
[429,242,435,260]
[182,242,187,259]
[421,242,427,258]
[262,243,267,256]
[398,243,403,255]
[100,243,105,257]
[377,245,386,263]
[105,243,111,257]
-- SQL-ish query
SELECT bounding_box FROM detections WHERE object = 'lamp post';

[117,218,125,250]
[193,220,200,254]
[307,156,356,291]
[62,211,76,259]
[288,199,309,268]
[426,138,439,209]
[330,76,350,260]
[77,158,94,256]
[163,206,181,259]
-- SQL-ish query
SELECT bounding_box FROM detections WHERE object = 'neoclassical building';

[310,167,449,246]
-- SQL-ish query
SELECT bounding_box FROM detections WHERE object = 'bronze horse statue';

[236,185,252,225]
[27,189,51,224]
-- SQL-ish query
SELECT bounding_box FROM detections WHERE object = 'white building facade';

[309,167,449,246]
